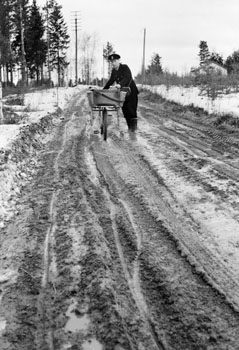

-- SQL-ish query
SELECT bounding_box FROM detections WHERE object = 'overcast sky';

[38,0,239,78]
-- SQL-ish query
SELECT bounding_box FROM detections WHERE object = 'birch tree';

[80,32,97,84]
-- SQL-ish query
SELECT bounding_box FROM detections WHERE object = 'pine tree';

[11,0,30,85]
[210,52,224,66]
[43,0,54,83]
[198,40,210,66]
[225,50,239,74]
[0,0,16,84]
[103,41,114,60]
[0,1,9,81]
[47,0,70,86]
[25,0,47,84]
[103,41,114,77]
[147,53,163,75]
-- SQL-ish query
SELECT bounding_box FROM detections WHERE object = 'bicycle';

[87,88,127,141]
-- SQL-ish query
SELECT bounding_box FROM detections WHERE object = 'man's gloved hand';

[115,84,121,89]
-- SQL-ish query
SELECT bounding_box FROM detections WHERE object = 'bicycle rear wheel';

[102,108,108,141]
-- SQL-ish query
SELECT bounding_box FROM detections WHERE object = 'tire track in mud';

[2,89,239,350]
[137,98,239,298]
[32,93,158,350]
[73,143,164,349]
[0,91,89,350]
[110,130,239,314]
[140,98,239,154]
[89,134,239,350]
[139,102,239,182]
[37,111,77,350]
[137,121,239,221]
[41,98,77,289]
[1,91,166,350]
[0,109,71,350]
[35,93,90,350]
[102,187,166,350]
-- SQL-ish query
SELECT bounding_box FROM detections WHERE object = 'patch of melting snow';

[136,130,239,270]
[0,124,21,149]
[85,148,100,186]
[149,84,239,116]
[0,318,6,333]
[0,274,6,333]
[82,339,103,350]
[0,269,17,283]
[65,299,90,333]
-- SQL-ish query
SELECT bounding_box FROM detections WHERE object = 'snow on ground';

[0,83,238,227]
[148,84,239,117]
[0,85,85,149]
[2,83,239,153]
[0,85,86,227]
[0,125,22,149]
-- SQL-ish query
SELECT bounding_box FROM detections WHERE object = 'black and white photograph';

[1,0,239,349]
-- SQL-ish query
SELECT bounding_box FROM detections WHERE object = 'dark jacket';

[104,63,139,120]
[104,64,139,96]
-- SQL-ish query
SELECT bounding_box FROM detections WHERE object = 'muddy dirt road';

[1,88,239,350]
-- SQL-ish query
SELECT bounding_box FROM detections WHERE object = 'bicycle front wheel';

[102,108,108,141]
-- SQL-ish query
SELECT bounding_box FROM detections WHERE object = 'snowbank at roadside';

[24,86,81,114]
[146,84,239,117]
[0,125,22,149]
[0,85,86,227]
[0,85,85,149]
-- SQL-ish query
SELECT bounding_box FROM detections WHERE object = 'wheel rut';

[90,133,239,350]
[1,89,239,350]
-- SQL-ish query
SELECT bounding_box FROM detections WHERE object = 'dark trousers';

[122,93,138,122]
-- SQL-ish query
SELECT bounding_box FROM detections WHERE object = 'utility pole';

[141,28,146,87]
[71,12,81,85]
[75,16,78,84]
[102,45,105,87]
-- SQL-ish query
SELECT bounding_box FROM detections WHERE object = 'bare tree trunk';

[9,36,14,85]
[81,33,97,85]
[0,48,2,83]
[40,64,44,82]
[0,48,3,123]
[19,0,27,87]
[5,64,9,85]
[10,64,14,85]
[57,50,60,86]
[46,1,51,85]
[0,82,3,124]
[36,67,39,85]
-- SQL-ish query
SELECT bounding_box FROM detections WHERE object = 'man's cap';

[108,53,121,61]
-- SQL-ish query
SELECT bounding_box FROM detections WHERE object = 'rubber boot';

[125,118,131,129]
[129,118,137,132]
